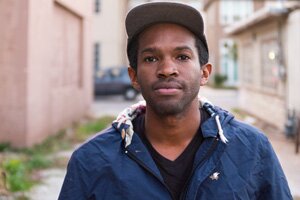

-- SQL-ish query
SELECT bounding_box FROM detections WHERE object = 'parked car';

[94,67,139,100]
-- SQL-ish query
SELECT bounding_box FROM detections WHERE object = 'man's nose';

[156,58,179,78]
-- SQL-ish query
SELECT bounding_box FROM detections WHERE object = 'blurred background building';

[203,0,262,87]
[0,0,93,147]
[1,0,299,147]
[225,1,300,131]
[92,0,129,73]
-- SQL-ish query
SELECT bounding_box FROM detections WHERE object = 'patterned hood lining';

[114,97,228,147]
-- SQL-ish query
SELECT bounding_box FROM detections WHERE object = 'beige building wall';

[203,1,221,74]
[0,0,92,147]
[203,0,255,86]
[287,10,300,116]
[93,0,129,69]
[234,19,289,130]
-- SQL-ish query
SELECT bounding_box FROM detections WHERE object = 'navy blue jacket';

[59,108,292,200]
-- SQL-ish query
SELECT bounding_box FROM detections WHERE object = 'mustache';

[152,78,185,90]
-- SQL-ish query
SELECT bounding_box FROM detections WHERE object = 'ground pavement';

[22,87,300,199]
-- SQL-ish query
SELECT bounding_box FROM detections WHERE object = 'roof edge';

[225,3,300,36]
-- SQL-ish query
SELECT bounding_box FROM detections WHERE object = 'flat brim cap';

[126,2,208,54]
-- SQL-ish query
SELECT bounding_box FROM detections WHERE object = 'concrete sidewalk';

[24,87,299,199]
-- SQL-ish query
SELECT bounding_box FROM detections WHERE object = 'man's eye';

[177,55,190,61]
[144,57,158,62]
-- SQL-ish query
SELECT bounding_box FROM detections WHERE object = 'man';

[59,2,292,200]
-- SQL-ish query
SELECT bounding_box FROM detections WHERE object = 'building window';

[94,43,101,76]
[220,1,253,25]
[220,39,238,86]
[261,39,279,91]
[95,0,101,13]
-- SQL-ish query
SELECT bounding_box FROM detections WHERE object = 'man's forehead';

[139,45,195,54]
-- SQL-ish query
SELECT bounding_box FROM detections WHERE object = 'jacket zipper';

[179,137,219,200]
[125,150,175,200]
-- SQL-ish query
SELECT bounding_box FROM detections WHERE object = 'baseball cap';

[125,2,209,59]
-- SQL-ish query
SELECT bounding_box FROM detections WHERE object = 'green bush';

[3,159,33,192]
[24,130,70,156]
[74,116,115,142]
[214,73,228,87]
[26,154,52,171]
[1,116,115,193]
[0,142,11,152]
[2,154,52,192]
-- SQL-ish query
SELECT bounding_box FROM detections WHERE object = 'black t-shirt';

[132,108,209,200]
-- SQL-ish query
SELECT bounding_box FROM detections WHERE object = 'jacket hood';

[112,96,233,147]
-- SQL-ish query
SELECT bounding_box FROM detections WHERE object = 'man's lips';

[153,82,183,95]
[153,81,182,90]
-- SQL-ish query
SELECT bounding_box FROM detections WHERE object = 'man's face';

[129,23,210,116]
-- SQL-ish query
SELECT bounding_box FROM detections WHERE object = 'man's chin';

[150,102,184,116]
[144,92,199,116]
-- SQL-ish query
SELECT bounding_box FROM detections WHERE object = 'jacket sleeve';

[58,151,89,200]
[257,135,293,200]
[58,145,105,200]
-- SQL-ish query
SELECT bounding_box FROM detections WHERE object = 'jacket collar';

[112,97,232,148]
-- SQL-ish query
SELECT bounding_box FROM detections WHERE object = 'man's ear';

[128,67,141,91]
[200,63,212,86]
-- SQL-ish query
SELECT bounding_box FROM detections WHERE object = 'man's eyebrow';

[140,46,193,54]
[140,47,157,54]
[174,46,193,51]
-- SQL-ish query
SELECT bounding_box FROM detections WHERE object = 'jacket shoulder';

[227,118,268,144]
[59,126,123,199]
[71,126,122,165]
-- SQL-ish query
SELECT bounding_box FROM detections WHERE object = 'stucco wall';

[0,0,92,147]
[0,0,29,145]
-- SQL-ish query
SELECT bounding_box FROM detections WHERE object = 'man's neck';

[144,100,201,160]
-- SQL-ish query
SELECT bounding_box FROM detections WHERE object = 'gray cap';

[125,2,209,57]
